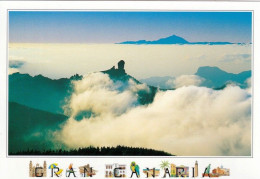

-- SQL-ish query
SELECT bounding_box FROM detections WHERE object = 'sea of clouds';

[55,72,251,156]
[8,43,251,79]
[166,75,205,88]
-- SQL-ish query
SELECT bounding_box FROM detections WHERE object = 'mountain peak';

[118,60,125,71]
[102,60,127,79]
[118,34,189,44]
[117,34,238,45]
[195,66,251,88]
[196,66,224,73]
[155,34,188,44]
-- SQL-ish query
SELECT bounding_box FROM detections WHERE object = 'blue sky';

[9,11,252,43]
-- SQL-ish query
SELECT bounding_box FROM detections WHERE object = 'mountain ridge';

[140,66,251,89]
[195,66,251,88]
[118,34,245,45]
[9,61,158,115]
[9,72,81,114]
[9,102,67,153]
[101,60,158,105]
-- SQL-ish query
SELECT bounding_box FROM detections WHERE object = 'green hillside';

[9,73,81,114]
[8,102,67,154]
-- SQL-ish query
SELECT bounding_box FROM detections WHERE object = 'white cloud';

[245,77,252,94]
[55,73,251,156]
[166,75,205,88]
[9,55,24,61]
[8,68,19,74]
[68,72,143,117]
[221,53,251,64]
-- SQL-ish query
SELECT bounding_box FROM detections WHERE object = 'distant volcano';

[117,34,241,45]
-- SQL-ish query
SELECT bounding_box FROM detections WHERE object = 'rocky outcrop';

[102,60,126,79]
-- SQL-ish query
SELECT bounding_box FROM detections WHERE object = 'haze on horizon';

[9,43,251,80]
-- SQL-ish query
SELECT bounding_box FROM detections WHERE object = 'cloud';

[66,72,147,117]
[246,77,251,87]
[221,53,251,64]
[9,60,26,74]
[166,75,205,88]
[8,68,19,74]
[9,60,26,68]
[55,72,251,156]
[9,55,24,61]
[245,77,252,94]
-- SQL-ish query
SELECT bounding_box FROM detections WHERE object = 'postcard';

[0,1,260,178]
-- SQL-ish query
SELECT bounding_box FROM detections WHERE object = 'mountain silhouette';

[9,102,67,154]
[9,62,250,118]
[9,102,173,155]
[195,66,251,88]
[118,34,239,45]
[119,35,188,44]
[102,60,158,105]
[9,73,82,114]
[9,60,158,115]
[140,67,251,89]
